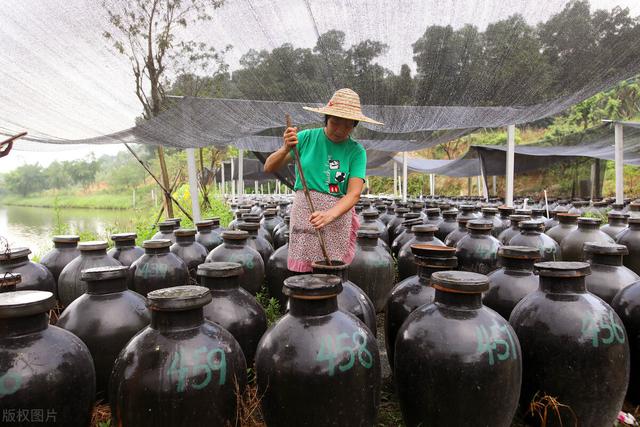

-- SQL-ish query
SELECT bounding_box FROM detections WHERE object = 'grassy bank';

[0,193,138,210]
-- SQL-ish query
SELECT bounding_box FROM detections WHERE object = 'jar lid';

[457,217,470,225]
[629,202,640,211]
[557,213,579,222]
[222,230,249,240]
[403,218,424,227]
[311,260,348,272]
[78,241,108,251]
[466,219,493,231]
[237,222,260,232]
[264,209,277,216]
[111,232,137,241]
[411,243,456,258]
[0,290,55,318]
[415,256,458,269]
[403,212,421,220]
[515,209,532,215]
[498,246,541,260]
[283,274,342,299]
[498,206,515,214]
[460,205,475,211]
[607,212,629,220]
[174,228,197,237]
[204,217,221,224]
[629,218,640,225]
[519,220,544,230]
[197,262,243,278]
[242,214,262,223]
[531,208,546,215]
[425,208,441,216]
[147,285,212,311]
[357,229,380,238]
[430,271,489,293]
[394,207,410,214]
[583,242,629,256]
[362,210,379,218]
[577,217,601,226]
[442,210,458,218]
[196,220,214,228]
[413,224,438,234]
[236,209,251,214]
[52,235,80,243]
[158,220,177,228]
[166,217,182,224]
[143,239,172,249]
[0,247,31,260]
[482,207,498,214]
[81,265,129,281]
[535,261,591,277]
[1,273,21,287]
[508,214,530,222]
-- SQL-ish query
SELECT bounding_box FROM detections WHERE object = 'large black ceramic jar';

[509,220,561,261]
[131,239,189,296]
[616,218,640,275]
[227,208,250,230]
[435,209,458,242]
[261,208,283,239]
[495,206,515,237]
[444,217,469,248]
[58,241,121,307]
[170,228,208,281]
[237,222,274,266]
[531,208,548,223]
[483,246,540,321]
[377,204,394,225]
[312,260,377,335]
[397,224,444,280]
[0,290,95,426]
[0,247,56,296]
[40,235,80,284]
[108,232,144,267]
[361,210,390,245]
[240,214,274,245]
[497,214,530,245]
[601,212,629,239]
[348,229,395,312]
[560,217,614,261]
[255,274,381,427]
[110,286,247,427]
[273,215,290,249]
[57,266,150,400]
[392,217,423,258]
[481,207,502,237]
[206,230,265,295]
[395,271,521,427]
[584,242,640,304]
[198,262,267,367]
[510,262,629,427]
[152,220,178,243]
[458,204,479,220]
[385,244,457,370]
[265,231,296,307]
[611,281,640,404]
[545,212,579,245]
[195,220,223,252]
[387,207,411,243]
[455,219,502,274]
[424,208,442,228]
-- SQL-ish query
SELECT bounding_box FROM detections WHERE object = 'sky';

[2,0,639,171]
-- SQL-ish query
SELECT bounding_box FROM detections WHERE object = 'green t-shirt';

[291,128,367,197]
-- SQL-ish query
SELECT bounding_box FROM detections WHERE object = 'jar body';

[130,252,189,296]
[560,228,614,261]
[170,241,208,280]
[586,262,640,304]
[545,222,577,245]
[41,245,80,283]
[56,290,150,399]
[108,245,144,267]
[196,230,223,252]
[510,286,629,427]
[617,227,640,275]
[245,234,274,267]
[483,269,538,321]
[265,243,296,307]
[435,219,457,242]
[397,236,444,280]
[455,233,501,274]
[0,323,96,426]
[395,298,521,427]
[611,282,640,404]
[58,253,122,306]
[348,242,395,312]
[601,222,627,240]
[206,242,264,295]
[0,258,56,297]
[508,232,561,262]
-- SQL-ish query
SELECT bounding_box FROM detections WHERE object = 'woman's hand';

[283,126,298,150]
[309,210,337,229]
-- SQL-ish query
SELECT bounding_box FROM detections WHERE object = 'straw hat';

[303,88,384,125]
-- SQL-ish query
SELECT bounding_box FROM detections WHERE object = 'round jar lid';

[78,241,108,251]
[158,220,177,229]
[222,230,249,240]
[394,207,410,214]
[283,274,342,299]
[535,261,591,277]
[460,205,475,211]
[498,246,541,260]
[519,220,544,230]
[531,208,546,215]
[430,271,490,293]
[411,243,456,258]
[197,262,243,278]
[81,265,129,281]
[166,217,182,225]
[515,209,532,215]
[0,290,55,318]
[362,210,379,218]
[264,209,277,216]
[52,235,80,243]
[195,220,214,228]
[481,207,498,214]
[174,228,197,237]
[415,256,458,269]
[607,212,629,220]
[442,210,458,218]
[204,217,221,224]
[508,214,531,223]
[357,229,380,238]
[498,206,515,214]
[402,217,424,227]
[425,208,441,216]
[143,239,172,249]
[629,218,640,225]
[412,224,438,233]
[242,214,262,223]
[466,219,493,231]
[237,222,260,231]
[577,217,601,226]
[0,247,31,260]
[147,285,212,311]
[557,213,579,222]
[111,232,137,241]
[583,242,628,256]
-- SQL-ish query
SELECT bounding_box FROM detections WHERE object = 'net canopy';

[2,0,640,155]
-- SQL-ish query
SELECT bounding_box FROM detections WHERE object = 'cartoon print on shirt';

[329,160,340,170]
[335,171,346,183]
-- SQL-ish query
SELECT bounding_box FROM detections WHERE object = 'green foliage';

[4,164,47,196]
[256,289,282,327]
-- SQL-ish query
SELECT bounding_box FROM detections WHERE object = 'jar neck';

[54,242,78,249]
[608,218,627,226]
[469,229,491,236]
[590,253,623,266]
[358,237,378,247]
[223,239,247,248]
[87,278,128,294]
[629,223,640,230]
[151,308,204,332]
[115,240,135,248]
[312,266,348,282]
[1,256,29,267]
[578,223,599,230]
[414,232,435,240]
[416,264,447,283]
[502,258,535,272]
[159,226,174,233]
[288,296,338,317]
[82,249,109,257]
[197,227,212,234]
[145,247,170,255]
[200,275,238,291]
[520,229,541,236]
[175,236,196,245]
[540,276,586,293]
[434,289,482,309]
[0,313,49,338]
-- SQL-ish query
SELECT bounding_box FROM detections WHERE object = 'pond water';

[0,205,136,256]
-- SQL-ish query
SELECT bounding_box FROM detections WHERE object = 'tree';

[46,161,72,189]
[4,164,47,196]
[102,0,226,217]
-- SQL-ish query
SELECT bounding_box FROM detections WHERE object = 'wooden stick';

[286,114,331,265]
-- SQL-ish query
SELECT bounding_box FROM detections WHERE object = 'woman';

[264,88,383,272]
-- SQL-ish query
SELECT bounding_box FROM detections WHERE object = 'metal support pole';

[506,124,516,207]
[615,123,624,204]
[238,149,244,197]
[221,161,226,197]
[429,174,435,196]
[185,148,201,222]
[255,180,259,194]
[492,176,496,197]
[402,152,408,202]
[393,161,398,197]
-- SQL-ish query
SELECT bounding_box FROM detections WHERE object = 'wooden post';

[157,146,174,218]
